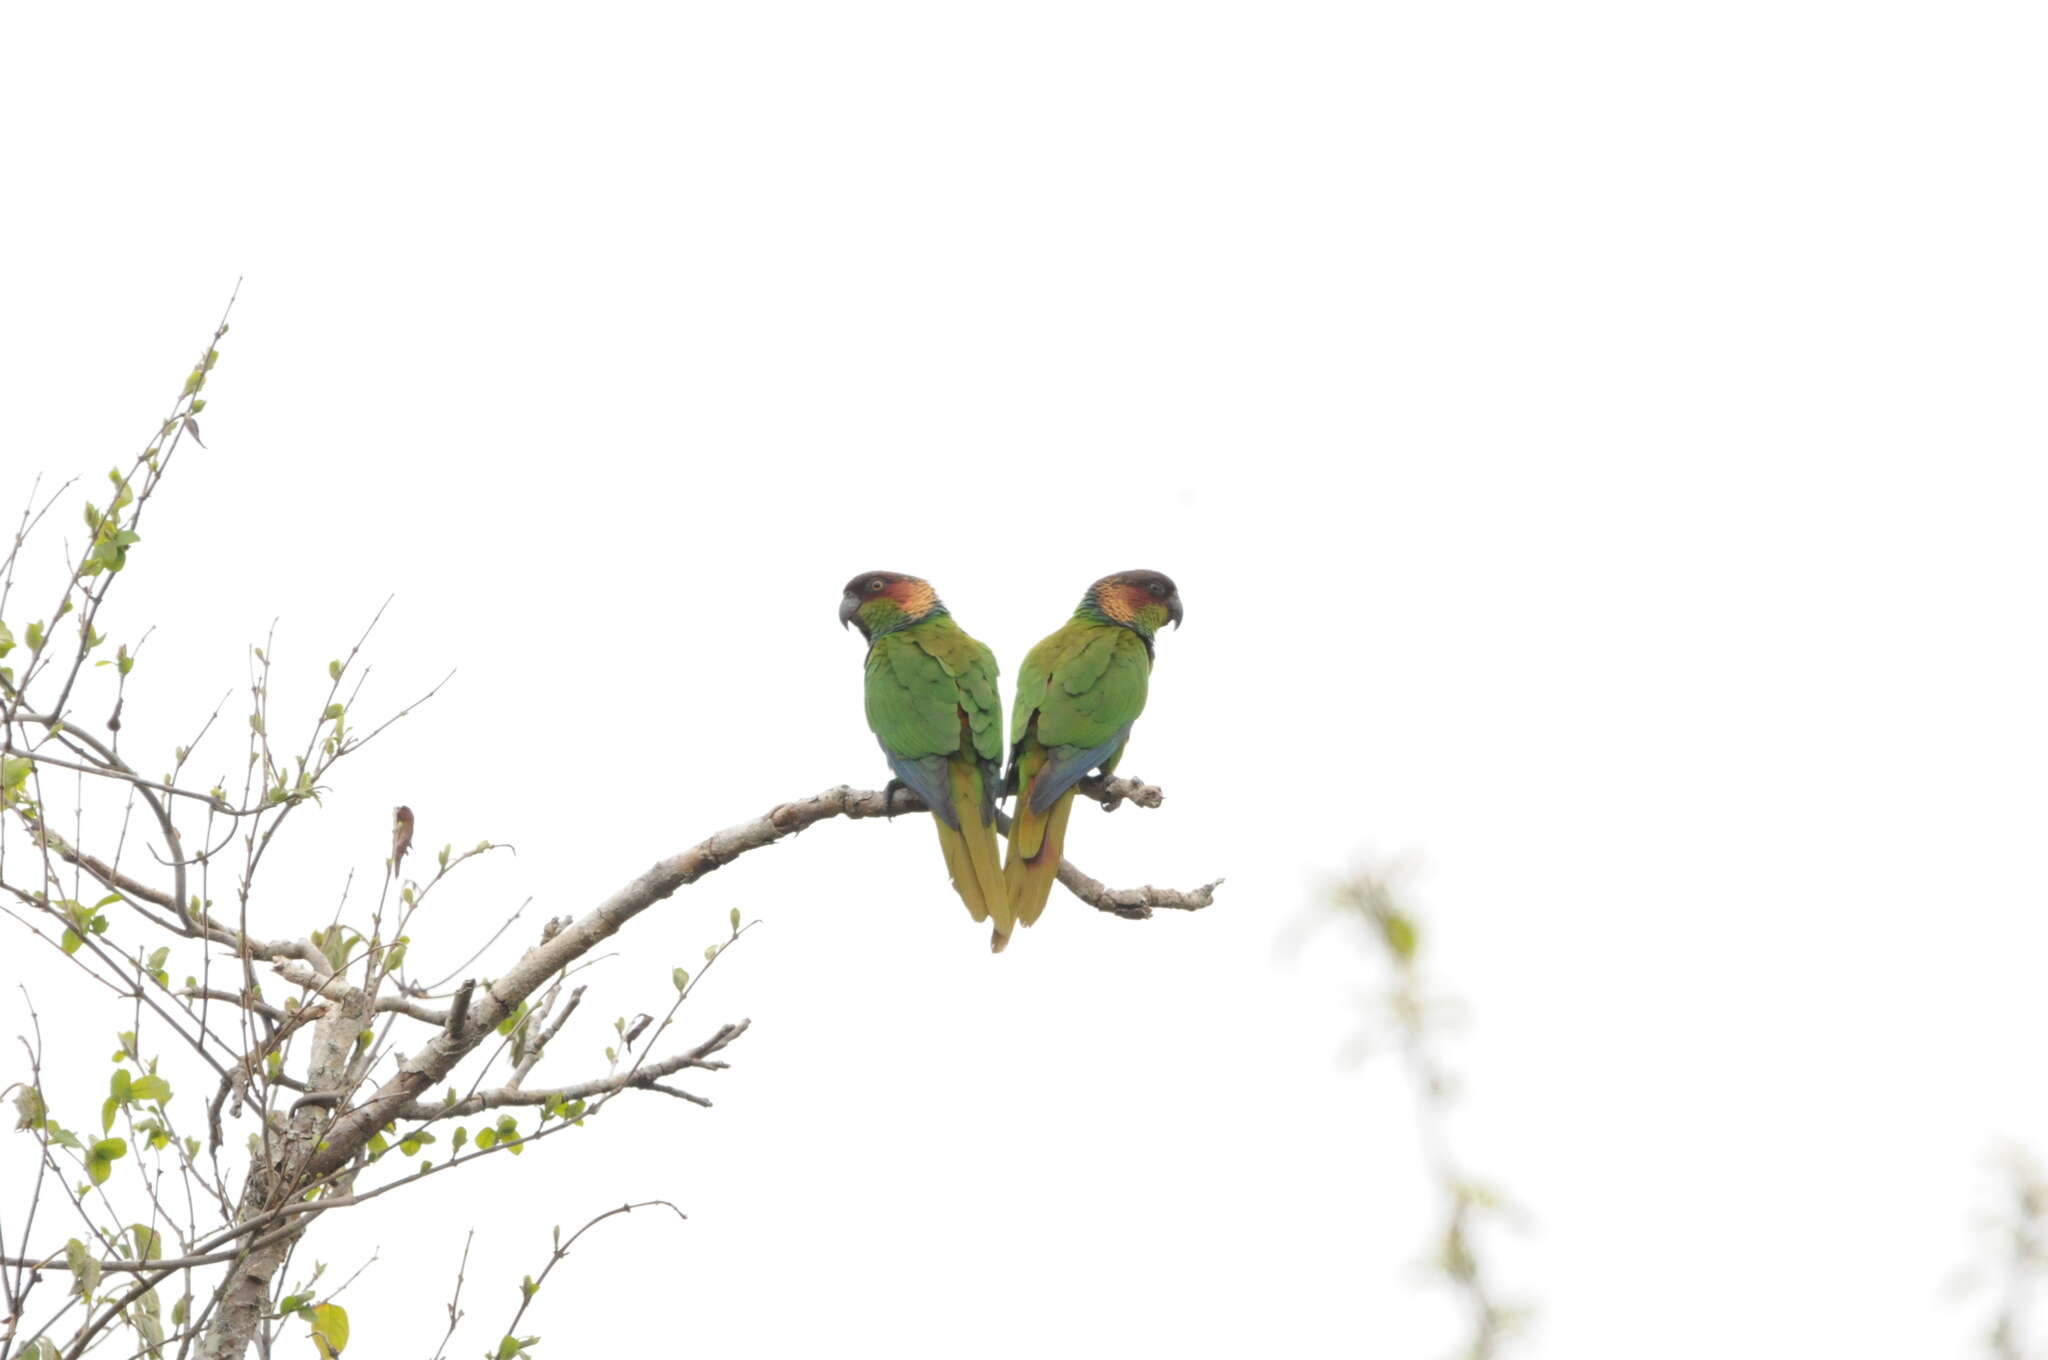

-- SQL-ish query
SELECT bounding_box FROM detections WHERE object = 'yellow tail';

[934,759,1012,948]
[1003,785,1077,929]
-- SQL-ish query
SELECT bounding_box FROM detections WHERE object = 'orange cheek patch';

[892,581,938,616]
[1096,587,1144,624]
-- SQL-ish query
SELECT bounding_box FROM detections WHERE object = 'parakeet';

[1004,570,1183,932]
[841,571,1013,949]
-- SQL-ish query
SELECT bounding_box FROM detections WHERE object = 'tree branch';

[390,1020,748,1119]
[302,776,1215,1178]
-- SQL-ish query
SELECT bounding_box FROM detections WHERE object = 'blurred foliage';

[1324,862,1530,1360]
[1958,1146,2048,1359]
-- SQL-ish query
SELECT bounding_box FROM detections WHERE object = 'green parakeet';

[1004,570,1183,931]
[841,571,1013,949]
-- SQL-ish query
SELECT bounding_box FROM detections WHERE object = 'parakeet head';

[1081,570,1183,637]
[840,571,944,639]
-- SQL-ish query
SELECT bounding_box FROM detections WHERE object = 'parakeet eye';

[868,579,886,593]
[1148,582,1166,597]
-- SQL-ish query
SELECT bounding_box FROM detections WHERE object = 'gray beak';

[838,594,860,630]
[1168,594,1184,629]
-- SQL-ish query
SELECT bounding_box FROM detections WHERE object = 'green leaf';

[309,1301,350,1357]
[730,906,741,931]
[131,1074,172,1105]
[66,1237,101,1300]
[328,659,343,680]
[130,1223,163,1261]
[324,703,344,721]
[0,621,12,657]
[1380,910,1419,962]
[672,967,689,993]
[521,1274,539,1299]
[475,1127,497,1150]
[132,1287,165,1355]
[2,754,33,800]
[25,620,45,652]
[86,1137,127,1184]
[110,1068,133,1102]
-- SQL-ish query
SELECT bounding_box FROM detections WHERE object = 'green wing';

[864,616,1003,821]
[1009,621,1151,812]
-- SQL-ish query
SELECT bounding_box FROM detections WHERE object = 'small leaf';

[328,658,343,680]
[66,1237,101,1300]
[1380,910,1419,963]
[309,1301,350,1357]
[672,967,689,993]
[85,1137,126,1185]
[1,754,33,803]
[130,1223,163,1261]
[730,906,741,931]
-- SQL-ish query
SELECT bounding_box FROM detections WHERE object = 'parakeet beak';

[838,594,860,630]
[1167,593,1184,629]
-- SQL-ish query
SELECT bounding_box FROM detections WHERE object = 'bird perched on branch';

[841,572,1013,948]
[1005,570,1182,936]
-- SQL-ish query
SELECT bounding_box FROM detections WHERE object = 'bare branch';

[391,1020,747,1119]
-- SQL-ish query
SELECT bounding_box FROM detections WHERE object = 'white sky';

[4,4,2047,1356]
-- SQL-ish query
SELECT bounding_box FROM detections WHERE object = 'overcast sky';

[5,4,2047,1356]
